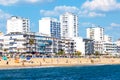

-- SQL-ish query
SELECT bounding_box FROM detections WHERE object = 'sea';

[0,65,120,80]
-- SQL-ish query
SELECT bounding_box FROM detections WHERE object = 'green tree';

[94,51,100,56]
[75,51,82,56]
[29,39,34,52]
[3,48,8,54]
[29,39,34,45]
[57,49,65,55]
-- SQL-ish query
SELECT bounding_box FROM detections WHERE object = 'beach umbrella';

[20,55,25,59]
[2,56,8,60]
[26,56,31,61]
[15,59,19,63]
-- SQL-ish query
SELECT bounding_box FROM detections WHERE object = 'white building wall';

[104,35,112,42]
[39,17,60,38]
[60,12,78,38]
[72,37,85,55]
[0,34,4,52]
[3,34,27,53]
[94,41,104,54]
[103,42,118,55]
[87,27,104,41]
[7,16,30,34]
[39,18,51,36]
[116,39,120,46]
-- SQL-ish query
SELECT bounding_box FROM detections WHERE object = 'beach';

[1,57,120,69]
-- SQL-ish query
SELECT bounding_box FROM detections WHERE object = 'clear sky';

[0,0,120,41]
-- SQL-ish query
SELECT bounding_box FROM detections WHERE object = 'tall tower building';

[39,17,61,38]
[60,12,79,38]
[7,16,30,34]
[87,26,104,41]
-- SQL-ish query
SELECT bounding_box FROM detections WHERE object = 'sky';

[0,0,120,41]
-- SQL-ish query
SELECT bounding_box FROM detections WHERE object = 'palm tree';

[29,39,34,45]
[56,49,65,56]
[29,39,34,53]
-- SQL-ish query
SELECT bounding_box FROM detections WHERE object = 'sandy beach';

[1,57,120,69]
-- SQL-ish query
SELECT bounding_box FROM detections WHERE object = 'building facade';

[87,26,104,41]
[103,42,119,55]
[3,32,30,53]
[94,41,104,54]
[104,35,112,42]
[0,33,4,53]
[39,17,61,38]
[60,12,79,38]
[83,39,94,55]
[7,16,30,34]
[2,32,75,54]
[116,39,120,46]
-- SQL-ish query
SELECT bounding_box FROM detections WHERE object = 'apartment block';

[2,32,75,54]
[60,12,79,38]
[39,17,61,38]
[87,26,104,41]
[7,16,30,34]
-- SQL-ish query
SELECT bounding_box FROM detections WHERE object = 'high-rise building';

[7,16,30,34]
[39,17,61,38]
[60,12,79,38]
[87,26,104,41]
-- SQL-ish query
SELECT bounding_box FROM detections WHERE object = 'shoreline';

[0,64,114,70]
[0,63,119,70]
[1,58,120,69]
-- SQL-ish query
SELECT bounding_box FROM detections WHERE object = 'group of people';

[0,54,32,66]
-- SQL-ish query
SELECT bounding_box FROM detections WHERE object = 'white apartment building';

[94,41,104,54]
[0,32,4,53]
[94,41,120,55]
[3,33,28,53]
[1,32,75,54]
[116,39,120,46]
[103,42,120,55]
[7,16,30,34]
[104,35,112,42]
[87,26,104,41]
[72,37,85,55]
[72,37,94,55]
[60,12,79,38]
[39,17,61,38]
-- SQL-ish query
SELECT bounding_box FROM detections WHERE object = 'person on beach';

[91,59,94,63]
[66,59,68,63]
[22,61,25,66]
[0,57,1,61]
[40,61,42,66]
[43,58,45,62]
[57,59,59,64]
[6,61,9,65]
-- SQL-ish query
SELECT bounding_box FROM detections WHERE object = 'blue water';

[0,65,120,80]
